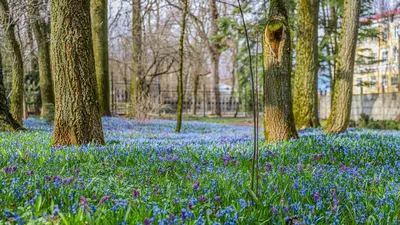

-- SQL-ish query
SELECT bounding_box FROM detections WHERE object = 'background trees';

[324,0,361,133]
[175,0,189,132]
[50,0,104,145]
[0,49,21,131]
[0,0,24,126]
[293,0,320,129]
[28,0,54,119]
[92,0,111,116]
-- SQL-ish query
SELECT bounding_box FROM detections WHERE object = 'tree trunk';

[263,0,298,142]
[293,0,320,129]
[50,0,105,145]
[0,49,21,131]
[176,0,188,132]
[192,75,199,115]
[29,0,55,119]
[0,0,24,126]
[209,0,221,117]
[129,0,142,117]
[91,0,111,116]
[324,0,361,134]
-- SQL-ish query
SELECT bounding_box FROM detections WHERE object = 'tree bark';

[91,0,111,116]
[263,0,298,142]
[324,0,361,133]
[176,0,188,132]
[209,0,221,116]
[0,49,21,131]
[28,0,55,119]
[293,0,320,129]
[129,0,142,117]
[50,0,105,145]
[0,0,24,126]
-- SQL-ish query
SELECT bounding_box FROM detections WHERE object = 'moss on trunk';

[0,0,24,126]
[29,0,55,119]
[263,0,298,142]
[324,0,361,134]
[293,0,320,129]
[50,0,104,145]
[91,0,111,116]
[0,49,21,132]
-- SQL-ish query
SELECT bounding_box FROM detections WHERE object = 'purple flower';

[264,162,272,172]
[193,181,200,191]
[98,196,110,205]
[272,207,277,216]
[313,191,320,202]
[26,170,34,176]
[3,166,17,174]
[214,195,221,202]
[187,201,194,209]
[144,218,153,225]
[169,213,175,223]
[133,189,140,199]
[198,195,206,202]
[186,172,192,180]
[297,162,303,171]
[79,196,87,206]
[340,163,347,172]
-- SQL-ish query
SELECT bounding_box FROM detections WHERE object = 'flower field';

[1,117,400,224]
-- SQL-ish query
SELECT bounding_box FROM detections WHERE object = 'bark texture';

[324,0,361,134]
[50,0,105,145]
[293,0,320,129]
[0,50,21,132]
[129,0,142,117]
[175,0,188,132]
[209,0,221,116]
[91,0,111,116]
[28,0,55,119]
[0,0,24,125]
[263,0,298,142]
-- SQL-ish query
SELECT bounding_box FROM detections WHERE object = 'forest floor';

[0,117,399,224]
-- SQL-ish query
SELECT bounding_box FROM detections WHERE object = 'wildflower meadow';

[1,117,400,224]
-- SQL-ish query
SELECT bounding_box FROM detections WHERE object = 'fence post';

[203,84,206,117]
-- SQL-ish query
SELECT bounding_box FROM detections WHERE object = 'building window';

[382,75,388,88]
[392,75,399,86]
[371,76,377,88]
[382,51,388,62]
[382,27,389,42]
[395,25,400,37]
[356,78,362,87]
[394,47,399,63]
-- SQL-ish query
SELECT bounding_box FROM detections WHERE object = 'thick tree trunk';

[50,0,105,145]
[129,0,142,117]
[0,0,24,126]
[209,0,221,116]
[91,0,111,116]
[324,0,361,134]
[29,0,55,119]
[192,75,199,115]
[0,50,21,131]
[176,0,188,132]
[263,0,298,142]
[293,0,320,129]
